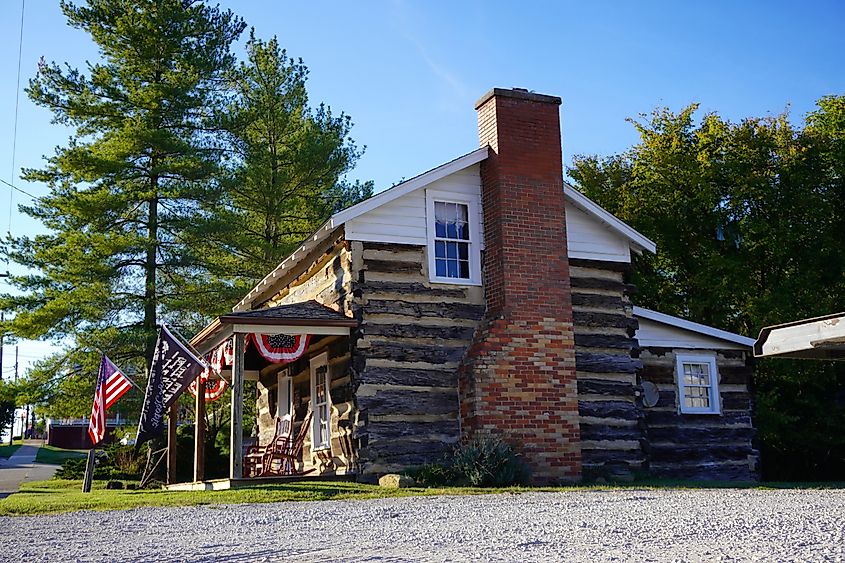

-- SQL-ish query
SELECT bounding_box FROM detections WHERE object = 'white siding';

[345,164,483,247]
[565,203,631,262]
[636,318,749,350]
[345,162,633,263]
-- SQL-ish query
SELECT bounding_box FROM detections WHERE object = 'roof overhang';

[754,313,845,360]
[564,183,657,255]
[191,301,357,356]
[633,306,755,348]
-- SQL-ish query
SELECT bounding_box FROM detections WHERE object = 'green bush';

[450,435,531,487]
[407,435,531,488]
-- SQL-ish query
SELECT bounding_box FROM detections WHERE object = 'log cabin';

[188,87,759,486]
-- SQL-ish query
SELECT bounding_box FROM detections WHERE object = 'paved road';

[1,488,844,561]
[0,440,60,499]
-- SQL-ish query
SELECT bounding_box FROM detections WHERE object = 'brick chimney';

[459,88,581,483]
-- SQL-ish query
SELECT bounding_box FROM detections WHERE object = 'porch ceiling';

[191,300,357,356]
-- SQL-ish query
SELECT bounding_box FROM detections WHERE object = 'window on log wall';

[310,353,331,451]
[676,354,720,415]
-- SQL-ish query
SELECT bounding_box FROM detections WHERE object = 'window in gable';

[426,190,480,285]
[676,354,720,414]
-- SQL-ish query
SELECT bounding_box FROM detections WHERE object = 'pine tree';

[199,31,372,279]
[0,0,246,372]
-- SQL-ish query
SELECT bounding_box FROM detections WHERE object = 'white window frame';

[310,352,331,451]
[676,353,721,415]
[277,370,292,419]
[425,189,482,286]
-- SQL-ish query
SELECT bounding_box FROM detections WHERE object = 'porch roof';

[191,300,357,356]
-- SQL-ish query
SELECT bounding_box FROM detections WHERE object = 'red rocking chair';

[243,414,291,478]
[260,412,314,477]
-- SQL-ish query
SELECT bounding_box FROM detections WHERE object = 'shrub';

[450,435,530,487]
[405,463,456,487]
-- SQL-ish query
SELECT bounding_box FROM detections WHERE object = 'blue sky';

[1,0,844,372]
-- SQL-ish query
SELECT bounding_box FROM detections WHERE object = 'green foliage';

[405,463,457,487]
[53,442,143,480]
[570,97,845,480]
[35,444,86,466]
[199,30,372,278]
[449,435,531,487]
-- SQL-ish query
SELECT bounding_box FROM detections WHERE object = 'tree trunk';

[144,175,159,371]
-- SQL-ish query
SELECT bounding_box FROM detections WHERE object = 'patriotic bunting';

[250,333,310,363]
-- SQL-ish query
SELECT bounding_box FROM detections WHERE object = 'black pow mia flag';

[136,325,206,447]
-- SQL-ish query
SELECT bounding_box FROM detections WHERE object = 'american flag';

[88,355,132,446]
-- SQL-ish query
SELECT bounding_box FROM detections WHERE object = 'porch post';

[193,377,205,482]
[230,332,245,479]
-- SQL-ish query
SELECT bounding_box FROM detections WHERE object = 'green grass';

[0,479,513,516]
[33,444,87,465]
[2,478,843,517]
[0,438,23,459]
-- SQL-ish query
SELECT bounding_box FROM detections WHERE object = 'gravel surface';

[1,489,844,562]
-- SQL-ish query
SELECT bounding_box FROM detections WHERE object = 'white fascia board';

[563,184,657,255]
[633,306,755,348]
[332,146,489,225]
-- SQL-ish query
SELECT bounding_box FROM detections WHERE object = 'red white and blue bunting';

[188,333,310,402]
[250,333,310,363]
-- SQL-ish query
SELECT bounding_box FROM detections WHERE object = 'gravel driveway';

[1,489,843,562]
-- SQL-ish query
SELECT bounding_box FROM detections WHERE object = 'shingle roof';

[219,300,357,327]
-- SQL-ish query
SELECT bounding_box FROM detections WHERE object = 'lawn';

[0,438,23,459]
[0,479,514,516]
[33,444,87,465]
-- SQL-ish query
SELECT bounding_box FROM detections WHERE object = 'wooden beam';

[194,378,205,482]
[167,405,177,484]
[230,332,245,479]
[230,323,350,336]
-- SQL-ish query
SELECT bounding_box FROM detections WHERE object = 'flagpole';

[93,349,144,392]
[160,323,210,368]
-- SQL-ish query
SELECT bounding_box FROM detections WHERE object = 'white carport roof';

[754,312,845,361]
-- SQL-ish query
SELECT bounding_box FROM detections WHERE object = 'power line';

[9,0,26,235]
[0,178,37,200]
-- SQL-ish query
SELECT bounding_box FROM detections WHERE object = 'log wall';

[350,241,484,474]
[639,348,759,480]
[569,258,646,481]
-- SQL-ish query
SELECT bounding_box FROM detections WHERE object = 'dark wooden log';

[364,341,466,364]
[649,444,753,464]
[365,420,460,443]
[657,389,676,408]
[365,259,422,274]
[718,365,753,385]
[649,462,756,481]
[364,322,475,341]
[645,410,753,427]
[580,423,643,442]
[574,311,639,335]
[570,276,626,292]
[357,388,459,416]
[357,366,459,388]
[648,425,755,444]
[577,379,637,398]
[571,293,626,311]
[329,381,354,404]
[576,352,642,374]
[639,364,675,384]
[574,333,638,350]
[581,449,646,464]
[721,391,752,411]
[362,242,424,252]
[578,400,641,421]
[365,450,450,467]
[366,299,485,321]
[369,439,455,457]
[569,258,633,274]
[355,280,467,299]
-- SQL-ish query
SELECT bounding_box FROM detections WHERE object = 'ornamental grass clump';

[450,435,531,487]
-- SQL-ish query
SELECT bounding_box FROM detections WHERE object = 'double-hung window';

[310,353,331,451]
[676,354,720,414]
[426,190,480,285]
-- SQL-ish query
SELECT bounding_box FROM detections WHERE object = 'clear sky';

[1,0,844,374]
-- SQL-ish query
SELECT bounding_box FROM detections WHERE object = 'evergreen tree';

[198,32,372,279]
[0,0,246,374]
